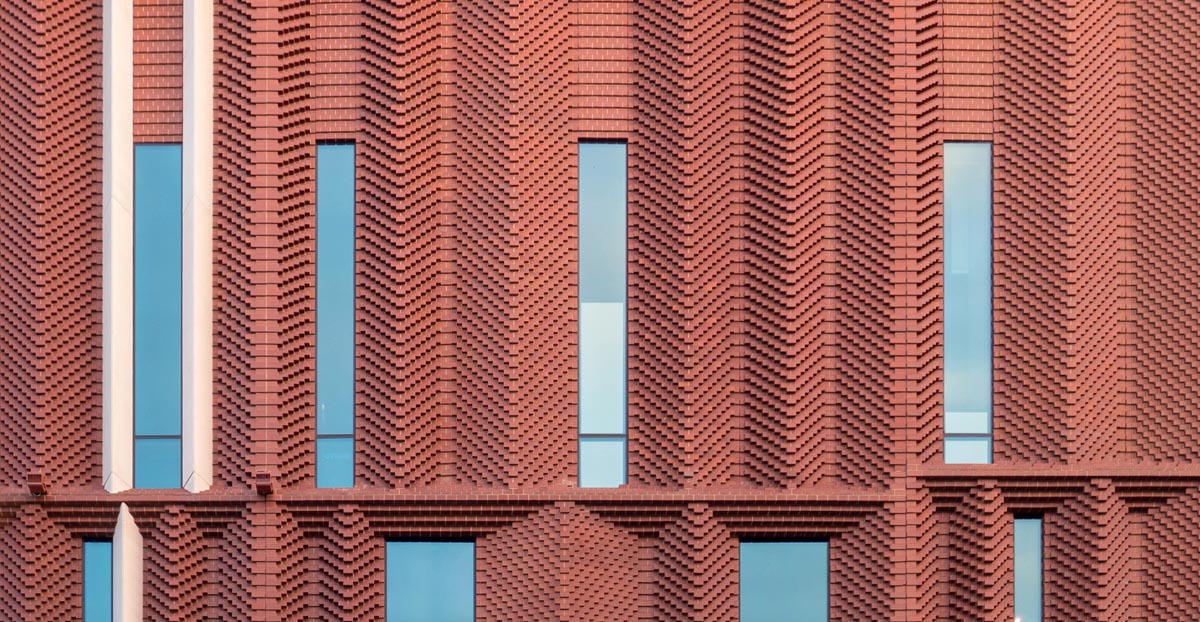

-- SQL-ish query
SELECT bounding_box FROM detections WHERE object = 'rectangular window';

[387,541,474,622]
[943,141,993,464]
[1014,518,1043,622]
[134,144,183,488]
[578,141,627,488]
[316,143,357,488]
[740,541,828,622]
[83,541,113,622]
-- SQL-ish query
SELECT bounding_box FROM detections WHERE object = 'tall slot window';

[740,541,828,622]
[316,143,356,488]
[134,144,183,488]
[943,141,993,464]
[1014,518,1043,622]
[83,541,113,622]
[387,541,475,622]
[578,141,628,488]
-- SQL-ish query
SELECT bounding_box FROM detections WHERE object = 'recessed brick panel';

[133,0,182,142]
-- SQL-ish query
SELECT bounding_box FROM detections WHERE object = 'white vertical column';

[103,0,134,493]
[113,503,143,622]
[182,0,214,492]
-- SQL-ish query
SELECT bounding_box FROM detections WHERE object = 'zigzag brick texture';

[478,503,639,621]
[992,0,1072,463]
[1044,480,1138,620]
[1143,487,1200,620]
[0,0,1199,619]
[211,0,258,490]
[643,504,738,621]
[1127,0,1200,461]
[143,507,207,620]
[0,0,42,490]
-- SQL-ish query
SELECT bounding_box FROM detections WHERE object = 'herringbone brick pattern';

[304,505,384,620]
[1044,480,1138,620]
[355,0,446,488]
[993,0,1072,463]
[644,504,738,621]
[1127,0,1200,462]
[144,507,208,620]
[0,0,1196,619]
[0,0,42,491]
[1143,487,1200,620]
[947,484,1011,622]
[478,503,641,621]
[211,0,263,490]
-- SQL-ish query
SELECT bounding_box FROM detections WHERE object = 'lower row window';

[740,541,829,622]
[1014,517,1043,622]
[83,540,113,622]
[388,541,475,622]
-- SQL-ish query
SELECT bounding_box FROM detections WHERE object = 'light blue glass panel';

[945,410,990,435]
[134,437,182,488]
[579,142,628,489]
[83,541,113,622]
[579,302,626,435]
[579,437,626,488]
[1014,519,1043,622]
[316,437,354,488]
[134,144,182,438]
[387,541,474,622]
[944,436,992,464]
[740,541,828,622]
[578,142,626,304]
[944,142,992,464]
[316,143,356,438]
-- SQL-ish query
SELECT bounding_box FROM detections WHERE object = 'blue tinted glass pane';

[579,142,627,304]
[387,541,474,622]
[944,436,992,464]
[83,541,113,622]
[316,437,354,488]
[579,302,625,435]
[135,437,182,488]
[579,142,627,488]
[134,144,182,437]
[944,142,992,464]
[1014,519,1043,622]
[316,143,356,437]
[740,541,828,622]
[579,437,625,488]
[944,410,990,435]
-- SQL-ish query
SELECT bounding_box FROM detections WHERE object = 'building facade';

[0,0,1198,619]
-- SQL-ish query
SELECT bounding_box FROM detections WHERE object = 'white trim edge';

[113,503,143,622]
[182,0,214,493]
[103,0,134,493]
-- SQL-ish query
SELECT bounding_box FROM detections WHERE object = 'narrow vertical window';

[1014,518,1043,622]
[84,541,113,622]
[316,143,356,488]
[134,144,183,488]
[387,541,474,622]
[578,141,627,488]
[943,141,993,464]
[740,541,828,622]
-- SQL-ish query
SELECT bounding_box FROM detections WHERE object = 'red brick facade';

[0,0,1197,619]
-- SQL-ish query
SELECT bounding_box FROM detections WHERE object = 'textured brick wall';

[0,0,1197,619]
[133,0,182,143]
